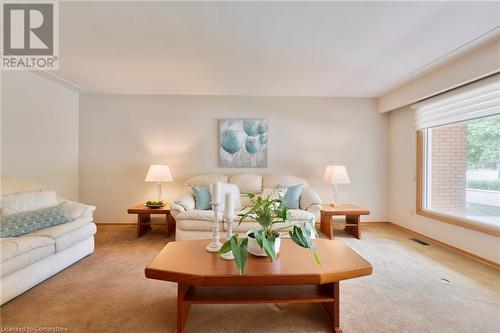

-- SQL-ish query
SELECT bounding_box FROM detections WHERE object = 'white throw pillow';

[1,191,58,215]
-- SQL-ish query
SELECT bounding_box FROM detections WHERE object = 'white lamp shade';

[324,165,350,184]
[145,165,173,182]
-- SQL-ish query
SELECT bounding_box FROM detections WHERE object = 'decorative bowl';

[144,203,164,209]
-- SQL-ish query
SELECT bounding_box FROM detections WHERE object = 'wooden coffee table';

[320,204,370,240]
[145,239,372,332]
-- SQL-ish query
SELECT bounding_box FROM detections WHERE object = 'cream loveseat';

[0,177,97,305]
[171,174,322,241]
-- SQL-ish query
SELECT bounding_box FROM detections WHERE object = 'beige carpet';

[1,224,499,333]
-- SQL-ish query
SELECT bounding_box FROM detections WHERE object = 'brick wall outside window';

[429,122,467,216]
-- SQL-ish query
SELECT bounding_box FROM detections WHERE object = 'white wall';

[79,94,389,223]
[377,37,500,113]
[388,107,500,264]
[1,71,79,200]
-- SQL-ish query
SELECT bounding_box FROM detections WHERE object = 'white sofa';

[0,177,97,305]
[171,173,322,241]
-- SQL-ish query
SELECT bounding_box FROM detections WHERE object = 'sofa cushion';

[175,210,222,222]
[1,191,58,215]
[0,237,55,278]
[226,209,315,233]
[240,195,253,208]
[177,219,220,232]
[228,174,263,194]
[262,174,308,189]
[176,208,314,233]
[24,216,93,240]
[1,204,72,237]
[177,208,313,222]
[175,209,223,232]
[186,174,228,187]
[287,209,315,221]
[50,223,97,252]
[0,236,54,263]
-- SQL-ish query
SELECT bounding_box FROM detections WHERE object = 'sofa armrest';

[300,187,322,211]
[173,192,195,212]
[57,197,96,219]
[170,203,185,218]
[300,187,322,222]
[305,204,321,221]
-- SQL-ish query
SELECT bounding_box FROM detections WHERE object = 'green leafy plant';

[467,114,500,169]
[219,192,320,274]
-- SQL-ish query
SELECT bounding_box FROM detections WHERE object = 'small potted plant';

[219,193,320,274]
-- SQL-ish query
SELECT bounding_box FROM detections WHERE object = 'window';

[415,76,500,236]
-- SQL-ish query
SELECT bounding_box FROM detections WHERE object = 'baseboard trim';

[314,221,389,227]
[388,222,500,269]
[360,221,391,226]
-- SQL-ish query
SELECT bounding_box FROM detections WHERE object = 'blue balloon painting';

[219,119,268,168]
[220,129,243,154]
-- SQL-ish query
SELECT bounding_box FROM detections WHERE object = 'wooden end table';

[145,239,372,333]
[127,203,175,238]
[320,204,370,240]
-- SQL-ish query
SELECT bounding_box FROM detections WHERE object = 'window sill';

[416,209,500,237]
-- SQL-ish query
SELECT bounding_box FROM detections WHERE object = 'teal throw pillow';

[1,203,72,238]
[283,184,304,209]
[192,186,211,210]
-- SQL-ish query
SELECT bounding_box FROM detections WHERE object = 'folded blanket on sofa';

[0,203,72,237]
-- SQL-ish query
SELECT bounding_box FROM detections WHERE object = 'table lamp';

[145,164,173,200]
[324,165,350,207]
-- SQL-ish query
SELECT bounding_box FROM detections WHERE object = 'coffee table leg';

[164,214,170,237]
[344,215,361,239]
[137,213,151,238]
[165,213,175,238]
[177,283,191,333]
[320,282,341,333]
[320,212,333,239]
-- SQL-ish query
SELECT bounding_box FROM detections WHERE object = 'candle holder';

[206,201,223,252]
[220,213,235,260]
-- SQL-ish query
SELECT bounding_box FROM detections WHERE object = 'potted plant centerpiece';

[218,192,320,274]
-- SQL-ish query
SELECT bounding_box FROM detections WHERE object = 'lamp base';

[219,251,234,260]
[206,241,222,253]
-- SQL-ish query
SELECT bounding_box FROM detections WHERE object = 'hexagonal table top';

[145,239,372,285]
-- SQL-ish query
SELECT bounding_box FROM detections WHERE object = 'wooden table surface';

[127,203,171,214]
[145,239,372,285]
[145,239,372,333]
[320,204,370,215]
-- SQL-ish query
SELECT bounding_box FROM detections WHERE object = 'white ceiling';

[50,1,500,97]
